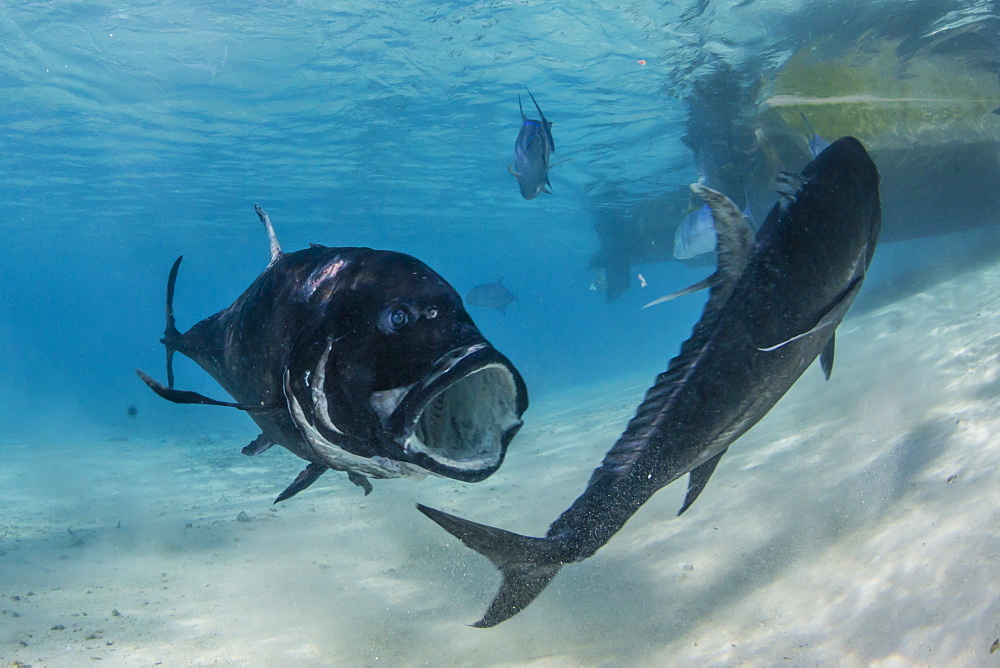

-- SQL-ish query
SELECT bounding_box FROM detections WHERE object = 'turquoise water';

[3,0,995,441]
[1,0,999,664]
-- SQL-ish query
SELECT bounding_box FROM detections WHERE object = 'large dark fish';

[418,137,881,627]
[465,278,518,316]
[508,89,554,200]
[137,205,528,502]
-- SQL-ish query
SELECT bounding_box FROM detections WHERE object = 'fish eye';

[425,307,438,319]
[378,303,416,334]
[390,308,410,328]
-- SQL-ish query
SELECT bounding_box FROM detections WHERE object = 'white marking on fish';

[301,259,347,299]
[310,339,344,435]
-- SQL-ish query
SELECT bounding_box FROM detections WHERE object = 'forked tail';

[137,256,277,412]
[416,504,565,628]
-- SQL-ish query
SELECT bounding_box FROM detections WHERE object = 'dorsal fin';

[254,203,282,264]
[526,89,554,152]
[659,184,755,363]
[690,183,756,292]
[526,89,545,124]
[597,186,756,472]
[643,184,755,311]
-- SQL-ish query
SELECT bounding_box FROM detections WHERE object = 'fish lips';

[383,343,528,482]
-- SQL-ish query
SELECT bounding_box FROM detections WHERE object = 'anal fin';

[678,449,727,516]
[241,433,274,456]
[274,462,327,504]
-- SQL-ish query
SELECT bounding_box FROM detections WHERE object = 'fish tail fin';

[162,256,184,388]
[417,504,564,628]
[517,93,526,120]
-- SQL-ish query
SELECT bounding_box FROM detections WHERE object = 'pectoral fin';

[678,449,727,516]
[642,275,716,309]
[757,276,863,352]
[136,369,280,413]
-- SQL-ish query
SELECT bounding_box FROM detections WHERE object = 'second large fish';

[418,136,881,626]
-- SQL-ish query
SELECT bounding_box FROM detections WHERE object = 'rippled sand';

[2,259,999,666]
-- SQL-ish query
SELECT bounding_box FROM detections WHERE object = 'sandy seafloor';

[3,259,1000,667]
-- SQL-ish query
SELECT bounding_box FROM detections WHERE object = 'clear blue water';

[0,0,998,661]
[3,0,994,442]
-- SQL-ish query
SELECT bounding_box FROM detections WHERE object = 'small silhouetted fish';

[509,89,554,200]
[126,404,138,418]
[466,278,517,315]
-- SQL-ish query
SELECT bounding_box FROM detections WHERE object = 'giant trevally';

[137,205,528,501]
[509,90,554,200]
[465,278,518,316]
[418,137,881,627]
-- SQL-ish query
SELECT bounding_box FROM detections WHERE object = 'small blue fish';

[673,204,717,259]
[509,90,555,200]
[800,112,830,157]
[674,199,755,260]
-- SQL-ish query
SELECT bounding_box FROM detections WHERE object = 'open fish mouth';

[387,343,528,482]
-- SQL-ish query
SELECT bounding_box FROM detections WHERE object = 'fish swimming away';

[417,136,881,627]
[465,278,518,316]
[509,89,555,200]
[673,197,755,261]
[672,203,717,260]
[137,205,528,502]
